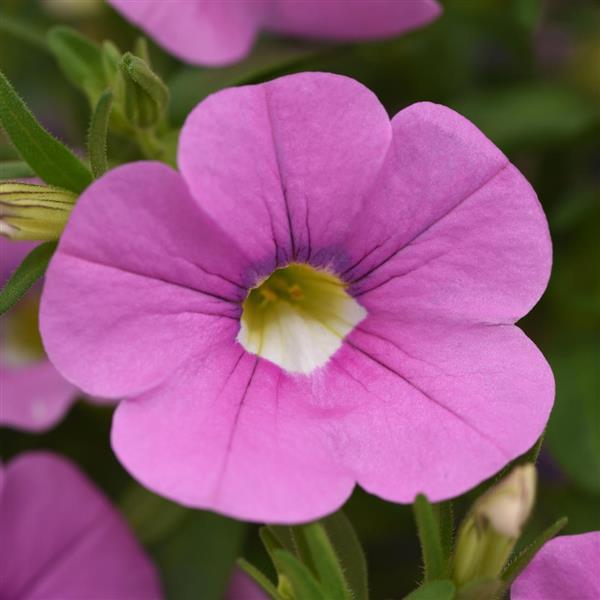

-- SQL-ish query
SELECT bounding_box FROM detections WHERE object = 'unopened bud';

[475,463,536,538]
[0,182,77,241]
[452,464,537,587]
[119,52,169,129]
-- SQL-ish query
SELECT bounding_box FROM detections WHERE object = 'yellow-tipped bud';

[475,463,536,539]
[0,182,77,241]
[452,464,537,588]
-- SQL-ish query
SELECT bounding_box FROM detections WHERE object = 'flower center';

[238,263,366,374]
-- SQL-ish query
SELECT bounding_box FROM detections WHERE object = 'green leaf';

[47,26,106,105]
[272,550,328,600]
[300,523,352,600]
[0,70,92,193]
[0,160,35,179]
[501,517,568,588]
[0,241,56,314]
[404,579,456,600]
[237,558,281,600]
[88,90,113,178]
[413,494,447,582]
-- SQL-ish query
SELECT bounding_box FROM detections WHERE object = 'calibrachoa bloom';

[0,452,161,599]
[108,0,442,66]
[512,533,600,599]
[0,238,111,432]
[40,72,554,523]
[0,238,77,431]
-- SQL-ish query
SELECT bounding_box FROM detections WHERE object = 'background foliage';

[1,0,598,598]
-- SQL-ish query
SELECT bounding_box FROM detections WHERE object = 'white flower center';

[238,263,366,374]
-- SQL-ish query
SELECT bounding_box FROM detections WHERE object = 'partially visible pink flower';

[226,569,268,600]
[512,533,600,599]
[0,238,111,432]
[0,452,162,599]
[40,73,553,523]
[107,0,442,66]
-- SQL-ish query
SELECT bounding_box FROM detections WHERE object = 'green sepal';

[0,241,57,314]
[299,523,352,600]
[404,579,456,600]
[88,90,113,178]
[272,549,328,600]
[414,494,448,582]
[0,70,92,193]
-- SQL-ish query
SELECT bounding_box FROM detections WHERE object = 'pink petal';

[0,360,77,432]
[343,102,551,325]
[40,162,248,399]
[108,0,263,67]
[107,1,441,67]
[0,452,161,599]
[266,0,441,41]
[512,533,600,600]
[112,344,354,523]
[322,317,554,502]
[178,72,391,275]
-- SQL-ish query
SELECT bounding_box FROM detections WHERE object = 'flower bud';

[0,182,77,241]
[452,464,537,588]
[119,53,169,129]
[476,463,536,539]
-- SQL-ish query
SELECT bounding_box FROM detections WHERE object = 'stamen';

[237,263,366,374]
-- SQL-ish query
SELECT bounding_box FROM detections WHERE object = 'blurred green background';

[1,0,599,598]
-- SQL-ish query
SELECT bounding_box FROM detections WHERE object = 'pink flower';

[107,0,442,66]
[40,73,553,523]
[0,452,162,599]
[512,533,600,599]
[0,238,112,432]
[1,239,78,431]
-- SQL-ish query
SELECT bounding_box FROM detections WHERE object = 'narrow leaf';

[268,525,298,556]
[0,71,92,193]
[455,577,502,600]
[0,241,56,314]
[237,558,281,600]
[301,523,352,600]
[414,494,447,581]
[320,511,369,600]
[88,90,113,178]
[272,550,328,600]
[404,579,456,600]
[0,161,35,179]
[501,517,568,588]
